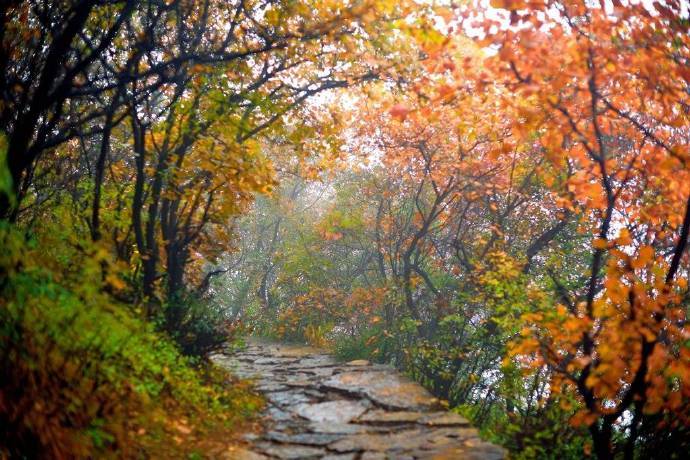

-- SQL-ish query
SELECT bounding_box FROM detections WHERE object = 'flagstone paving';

[214,339,505,460]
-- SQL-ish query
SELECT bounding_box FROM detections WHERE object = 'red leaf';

[390,104,410,122]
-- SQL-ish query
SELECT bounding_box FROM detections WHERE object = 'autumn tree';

[457,1,690,457]
[232,4,690,455]
[0,1,435,455]
[231,49,580,450]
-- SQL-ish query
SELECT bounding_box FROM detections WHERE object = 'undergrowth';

[0,222,262,458]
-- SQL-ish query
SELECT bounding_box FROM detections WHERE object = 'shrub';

[161,293,231,357]
[333,326,388,362]
[0,223,261,457]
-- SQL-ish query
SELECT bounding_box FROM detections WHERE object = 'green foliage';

[161,293,230,357]
[459,398,589,460]
[0,222,260,457]
[333,326,389,362]
[0,1,441,457]
[0,131,13,207]
[230,170,592,457]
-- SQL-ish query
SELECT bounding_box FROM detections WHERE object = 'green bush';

[162,294,231,357]
[333,327,387,362]
[0,223,260,457]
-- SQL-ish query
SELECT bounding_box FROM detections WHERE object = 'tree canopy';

[1,1,690,458]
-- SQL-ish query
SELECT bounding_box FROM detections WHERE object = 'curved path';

[215,339,505,460]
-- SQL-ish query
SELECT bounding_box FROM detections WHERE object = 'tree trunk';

[590,423,613,460]
[91,113,114,241]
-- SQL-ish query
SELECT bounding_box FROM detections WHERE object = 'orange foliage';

[443,1,690,455]
[315,1,690,455]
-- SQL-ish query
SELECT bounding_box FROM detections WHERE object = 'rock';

[231,369,261,379]
[322,371,440,411]
[418,428,478,451]
[293,356,338,368]
[357,410,425,424]
[284,374,315,387]
[266,406,296,422]
[336,363,393,373]
[322,455,357,460]
[218,339,505,459]
[328,427,482,454]
[301,366,337,377]
[270,421,305,433]
[256,443,325,459]
[293,400,369,423]
[254,357,297,365]
[256,382,288,392]
[308,422,376,434]
[271,344,322,358]
[242,432,261,441]
[422,427,480,444]
[430,441,507,460]
[360,453,387,460]
[303,388,327,399]
[433,427,479,439]
[418,412,470,426]
[264,431,343,446]
[221,447,268,460]
[266,390,311,407]
[328,428,428,453]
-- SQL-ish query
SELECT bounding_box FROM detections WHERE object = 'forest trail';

[214,339,505,460]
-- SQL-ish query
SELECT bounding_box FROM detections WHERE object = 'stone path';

[214,339,505,460]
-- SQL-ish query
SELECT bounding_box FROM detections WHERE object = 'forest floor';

[214,339,506,459]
